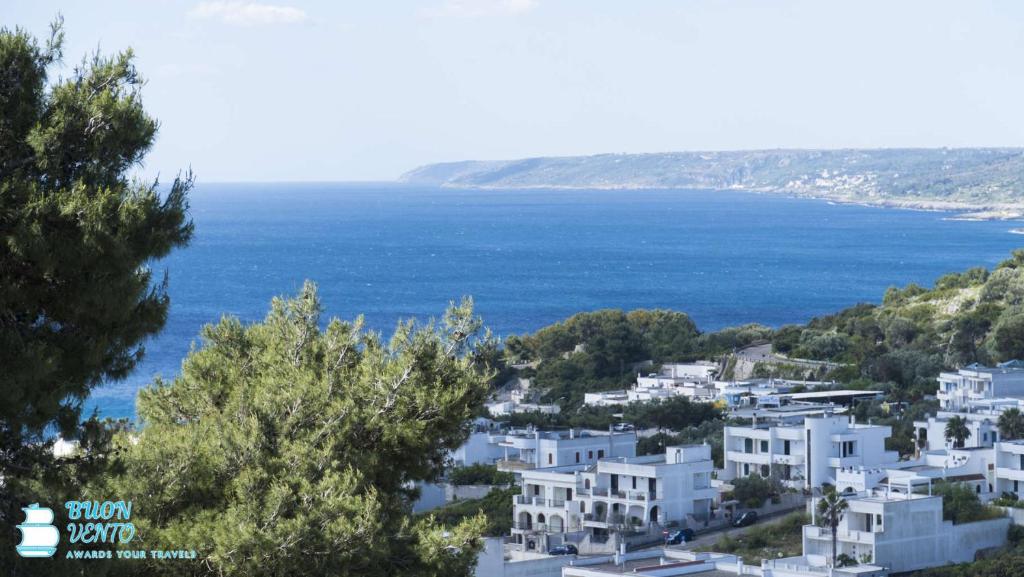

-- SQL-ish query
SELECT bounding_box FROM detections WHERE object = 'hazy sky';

[5,0,1024,181]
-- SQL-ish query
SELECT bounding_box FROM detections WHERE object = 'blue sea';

[86,183,1024,418]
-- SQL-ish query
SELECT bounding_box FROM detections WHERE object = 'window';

[588,450,593,459]
[580,501,586,513]
[575,452,580,463]
[585,479,591,489]
[743,463,750,475]
[548,453,553,465]
[598,449,605,458]
[631,477,637,490]
[533,485,540,495]
[783,440,791,455]
[760,440,769,453]
[744,438,753,453]
[760,465,769,477]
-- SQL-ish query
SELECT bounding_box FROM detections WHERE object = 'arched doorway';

[549,514,564,532]
[649,505,661,525]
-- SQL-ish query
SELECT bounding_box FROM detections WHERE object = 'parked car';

[612,423,635,432]
[664,528,695,544]
[548,544,578,556]
[732,511,758,527]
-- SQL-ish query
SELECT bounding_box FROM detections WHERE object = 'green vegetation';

[448,464,515,486]
[497,396,721,433]
[403,149,1024,209]
[730,474,784,509]
[931,482,1004,525]
[425,488,518,537]
[998,407,1024,440]
[990,493,1024,509]
[945,416,972,449]
[504,309,768,409]
[0,20,194,574]
[817,489,850,568]
[703,512,809,565]
[96,286,492,577]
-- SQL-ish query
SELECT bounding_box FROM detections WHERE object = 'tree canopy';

[94,284,493,576]
[0,19,192,572]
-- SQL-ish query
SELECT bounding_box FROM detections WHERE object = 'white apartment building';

[913,411,1001,452]
[936,361,1024,411]
[835,447,991,495]
[994,439,1024,496]
[723,414,897,489]
[512,445,715,549]
[800,489,1009,574]
[495,428,636,471]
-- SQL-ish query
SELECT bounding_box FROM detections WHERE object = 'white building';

[495,428,636,472]
[449,430,507,467]
[582,390,629,407]
[512,445,715,550]
[936,361,1024,411]
[835,447,991,495]
[994,439,1024,496]
[914,410,1001,452]
[723,413,898,489]
[799,489,1009,574]
[487,400,562,417]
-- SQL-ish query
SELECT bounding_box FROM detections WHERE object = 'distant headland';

[401,148,1024,219]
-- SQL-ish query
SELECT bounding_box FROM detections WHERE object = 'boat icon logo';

[15,503,59,558]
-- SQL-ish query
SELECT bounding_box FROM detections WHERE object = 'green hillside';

[403,148,1024,214]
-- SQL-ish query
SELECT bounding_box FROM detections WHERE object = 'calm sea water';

[86,183,1024,418]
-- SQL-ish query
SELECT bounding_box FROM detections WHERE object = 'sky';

[3,0,1024,181]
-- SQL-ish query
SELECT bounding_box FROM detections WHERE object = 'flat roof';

[785,390,882,400]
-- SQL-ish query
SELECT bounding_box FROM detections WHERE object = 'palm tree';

[998,408,1024,440]
[944,416,971,448]
[817,490,849,568]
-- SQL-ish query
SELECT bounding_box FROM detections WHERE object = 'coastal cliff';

[402,148,1024,217]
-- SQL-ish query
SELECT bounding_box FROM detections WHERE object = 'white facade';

[723,414,898,489]
[835,447,991,495]
[913,411,1001,452]
[936,362,1024,411]
[495,428,636,471]
[583,390,629,407]
[802,490,1009,574]
[487,400,562,417]
[449,431,507,467]
[512,445,715,548]
[995,440,1024,497]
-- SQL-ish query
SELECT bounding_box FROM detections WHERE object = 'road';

[644,503,808,553]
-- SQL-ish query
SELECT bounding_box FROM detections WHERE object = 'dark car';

[664,528,695,545]
[732,511,758,527]
[548,544,578,556]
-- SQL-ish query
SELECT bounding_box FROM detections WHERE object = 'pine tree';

[99,284,493,576]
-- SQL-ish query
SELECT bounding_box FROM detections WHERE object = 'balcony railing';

[514,495,567,507]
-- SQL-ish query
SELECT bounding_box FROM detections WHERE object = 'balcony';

[996,467,1024,482]
[805,525,876,545]
[727,450,770,465]
[497,458,535,472]
[514,495,567,507]
[772,454,802,465]
[828,456,861,468]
